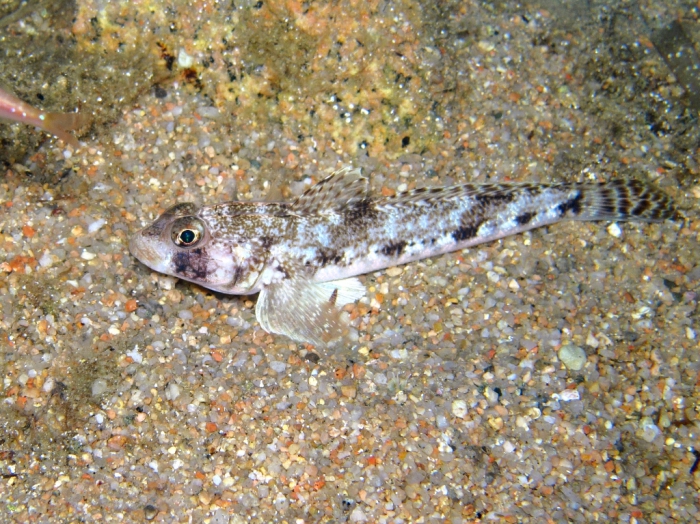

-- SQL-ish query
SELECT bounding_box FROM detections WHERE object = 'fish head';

[129,202,265,294]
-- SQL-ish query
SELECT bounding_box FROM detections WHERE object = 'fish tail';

[40,111,88,147]
[569,179,677,222]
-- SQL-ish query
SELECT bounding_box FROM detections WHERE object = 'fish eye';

[177,229,199,246]
[170,217,205,247]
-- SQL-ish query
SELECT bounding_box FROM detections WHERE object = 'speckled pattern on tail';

[566,178,676,222]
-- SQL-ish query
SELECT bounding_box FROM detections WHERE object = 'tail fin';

[41,111,89,147]
[571,179,676,222]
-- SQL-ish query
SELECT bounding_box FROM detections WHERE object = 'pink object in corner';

[0,86,87,147]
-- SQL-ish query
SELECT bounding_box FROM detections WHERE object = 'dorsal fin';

[291,167,369,215]
[380,183,511,206]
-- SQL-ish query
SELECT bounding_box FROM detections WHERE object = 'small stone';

[585,332,599,348]
[386,266,403,277]
[269,360,286,373]
[107,435,127,450]
[515,416,529,431]
[488,416,504,430]
[341,385,357,398]
[39,251,53,267]
[126,347,143,363]
[558,389,580,401]
[88,218,106,233]
[349,508,367,522]
[607,223,622,238]
[91,378,108,397]
[452,399,467,418]
[144,505,158,520]
[165,383,180,400]
[178,48,194,68]
[484,386,499,403]
[639,417,661,443]
[558,344,587,371]
[125,299,138,313]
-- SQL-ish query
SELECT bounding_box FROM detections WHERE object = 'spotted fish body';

[129,168,675,345]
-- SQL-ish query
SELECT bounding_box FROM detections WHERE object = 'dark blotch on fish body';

[556,191,583,217]
[515,211,537,226]
[452,222,482,242]
[173,248,210,280]
[316,249,343,267]
[380,240,407,258]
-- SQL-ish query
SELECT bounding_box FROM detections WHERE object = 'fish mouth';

[129,229,172,272]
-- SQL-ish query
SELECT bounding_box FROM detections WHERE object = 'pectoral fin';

[255,277,365,346]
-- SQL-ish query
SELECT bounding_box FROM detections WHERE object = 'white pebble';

[43,377,55,392]
[451,399,468,418]
[390,349,408,359]
[558,344,587,371]
[165,383,180,400]
[503,441,515,453]
[177,48,194,68]
[557,389,580,402]
[607,222,622,238]
[126,347,143,363]
[91,378,108,397]
[88,218,106,233]
[515,415,530,431]
[80,250,96,260]
[639,417,660,443]
[585,332,599,348]
[686,327,696,340]
[39,251,54,268]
